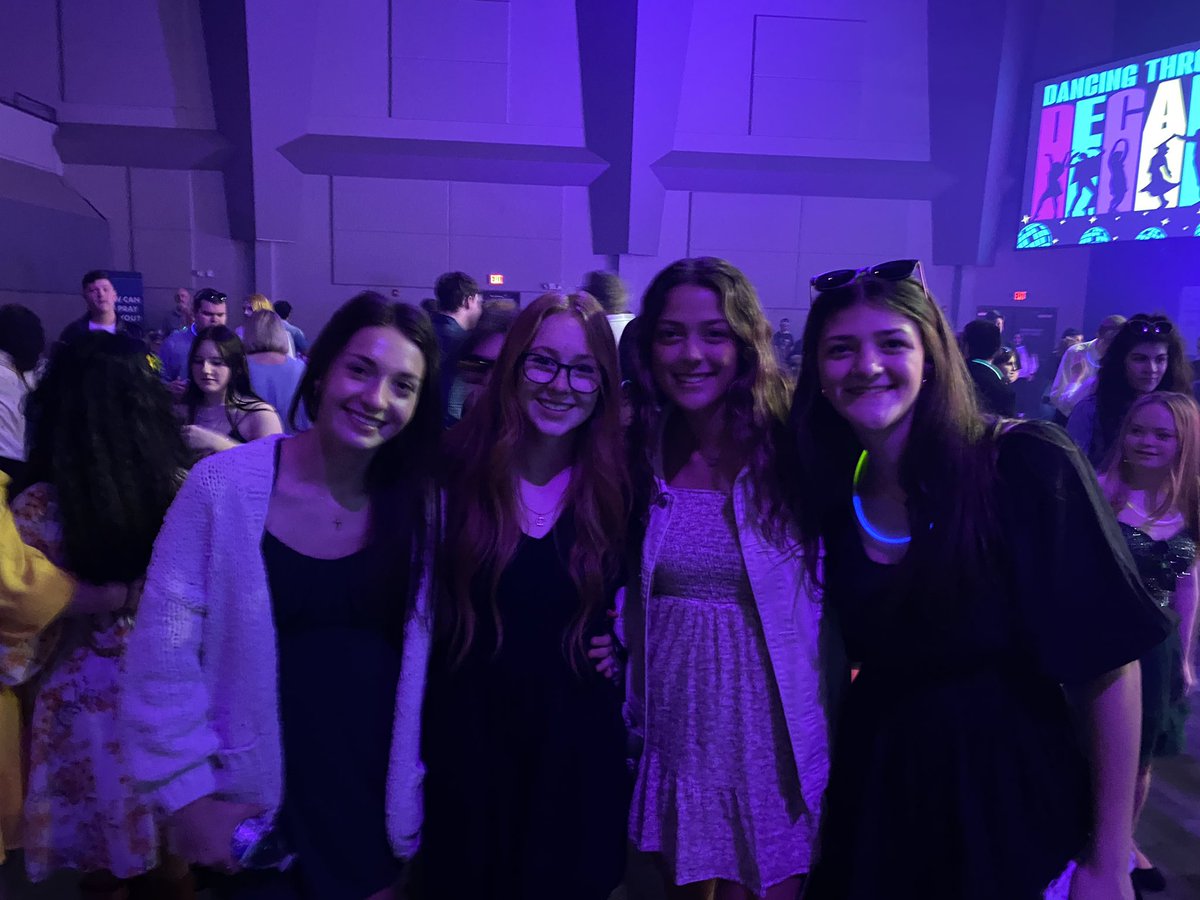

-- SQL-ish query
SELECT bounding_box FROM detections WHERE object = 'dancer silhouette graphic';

[1106,139,1129,212]
[1069,149,1103,216]
[1141,139,1179,209]
[1174,132,1199,201]
[1034,150,1070,219]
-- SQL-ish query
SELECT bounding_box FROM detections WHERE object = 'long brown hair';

[626,257,793,543]
[1092,314,1192,466]
[441,292,629,668]
[787,271,997,603]
[1100,391,1200,535]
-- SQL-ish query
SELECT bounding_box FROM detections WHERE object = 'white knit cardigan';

[121,435,431,858]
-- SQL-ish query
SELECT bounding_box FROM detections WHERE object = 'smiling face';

[316,325,425,451]
[515,313,600,440]
[817,299,926,441]
[1125,340,1169,394]
[650,284,739,415]
[190,339,232,398]
[1123,400,1178,474]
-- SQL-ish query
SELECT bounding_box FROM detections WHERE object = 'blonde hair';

[246,293,274,314]
[1100,391,1200,534]
[242,310,289,354]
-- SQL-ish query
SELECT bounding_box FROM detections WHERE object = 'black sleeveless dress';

[418,519,630,900]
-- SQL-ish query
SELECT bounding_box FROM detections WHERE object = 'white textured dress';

[629,487,814,894]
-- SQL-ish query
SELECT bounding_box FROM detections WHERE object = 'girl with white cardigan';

[122,293,442,900]
[623,258,831,900]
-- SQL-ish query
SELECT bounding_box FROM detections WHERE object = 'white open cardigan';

[120,435,431,858]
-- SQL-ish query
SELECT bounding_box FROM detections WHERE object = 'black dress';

[260,532,405,900]
[418,519,630,900]
[806,423,1171,900]
[1118,521,1195,763]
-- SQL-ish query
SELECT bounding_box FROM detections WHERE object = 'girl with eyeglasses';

[418,293,630,900]
[1067,315,1191,469]
[1098,392,1199,897]
[624,258,829,900]
[788,261,1170,900]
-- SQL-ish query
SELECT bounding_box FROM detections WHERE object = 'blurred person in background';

[178,326,282,461]
[963,319,1016,417]
[1098,392,1200,898]
[162,288,193,335]
[1067,315,1190,468]
[274,301,309,357]
[431,272,483,420]
[238,295,294,357]
[2,332,191,897]
[582,270,634,348]
[448,304,517,422]
[160,288,230,395]
[0,305,45,480]
[244,311,309,434]
[1048,317,1125,425]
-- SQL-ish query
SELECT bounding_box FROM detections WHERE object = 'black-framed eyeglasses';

[1127,316,1173,337]
[519,352,602,394]
[811,259,925,293]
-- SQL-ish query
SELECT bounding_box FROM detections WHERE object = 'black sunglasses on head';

[1126,316,1173,337]
[810,259,923,292]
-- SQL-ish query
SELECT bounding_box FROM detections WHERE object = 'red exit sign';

[1013,290,1028,301]
[489,273,505,286]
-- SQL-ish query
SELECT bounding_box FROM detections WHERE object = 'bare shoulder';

[237,402,284,439]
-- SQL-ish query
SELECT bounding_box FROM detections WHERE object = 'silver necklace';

[520,479,565,528]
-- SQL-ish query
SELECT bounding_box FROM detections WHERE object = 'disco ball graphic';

[1017,222,1054,248]
[1194,224,1200,236]
[1079,226,1112,243]
[1136,227,1167,240]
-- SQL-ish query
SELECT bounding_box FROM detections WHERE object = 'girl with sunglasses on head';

[418,293,629,900]
[1067,315,1190,469]
[180,325,282,459]
[122,294,441,899]
[788,260,1170,900]
[624,258,830,900]
[1098,392,1200,897]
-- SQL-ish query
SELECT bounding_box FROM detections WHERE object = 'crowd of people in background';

[0,258,1195,900]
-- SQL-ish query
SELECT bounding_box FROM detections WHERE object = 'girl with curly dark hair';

[623,258,829,900]
[3,332,191,896]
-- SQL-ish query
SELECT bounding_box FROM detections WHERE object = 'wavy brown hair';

[626,257,793,543]
[1100,391,1200,536]
[441,292,629,669]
